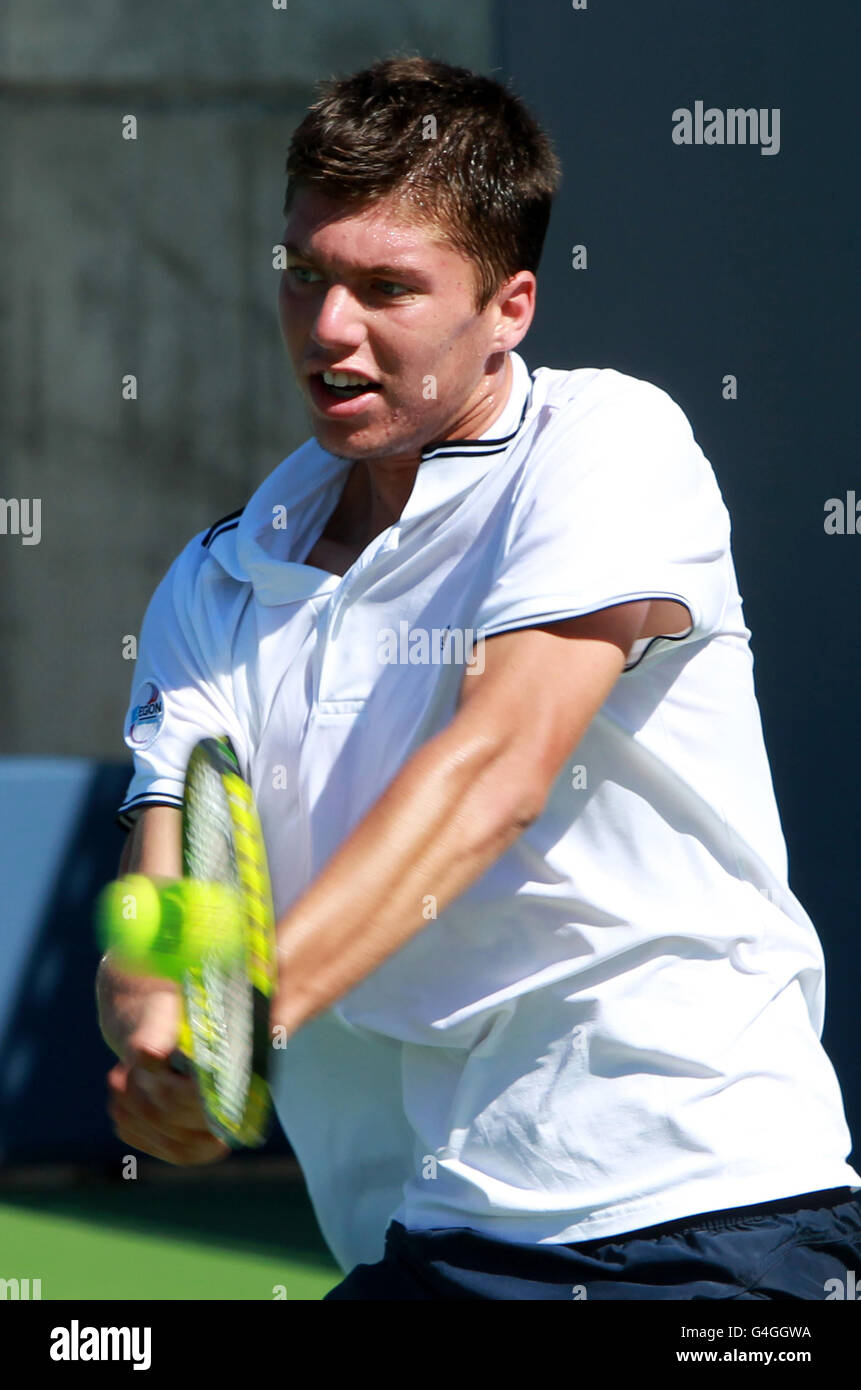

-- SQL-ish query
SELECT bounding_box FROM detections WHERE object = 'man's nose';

[311,284,365,346]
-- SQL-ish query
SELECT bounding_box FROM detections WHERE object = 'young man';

[98,56,861,1299]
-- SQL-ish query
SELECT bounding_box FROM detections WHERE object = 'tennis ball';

[97,874,184,979]
[97,874,243,979]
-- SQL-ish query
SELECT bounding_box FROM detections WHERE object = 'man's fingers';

[109,1073,208,1136]
[130,1065,213,1125]
[112,1113,227,1166]
[111,1104,218,1159]
[145,1070,211,1122]
[103,977,226,1165]
[109,1078,229,1164]
[110,1117,187,1164]
[107,1052,228,1170]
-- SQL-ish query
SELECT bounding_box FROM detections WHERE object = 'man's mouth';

[307,370,384,418]
[313,370,382,400]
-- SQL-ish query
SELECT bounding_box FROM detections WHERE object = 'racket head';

[179,736,276,1147]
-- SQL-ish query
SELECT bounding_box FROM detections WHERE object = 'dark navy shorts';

[323,1187,861,1300]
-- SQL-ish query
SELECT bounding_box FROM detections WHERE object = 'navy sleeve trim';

[116,791,184,831]
[202,507,244,548]
[622,628,696,673]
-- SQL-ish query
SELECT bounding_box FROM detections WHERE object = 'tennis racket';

[98,735,277,1147]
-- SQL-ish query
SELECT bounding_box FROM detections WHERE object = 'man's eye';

[284,266,410,298]
[286,265,321,284]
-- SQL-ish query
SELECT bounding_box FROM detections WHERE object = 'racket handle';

[168,1049,193,1077]
[170,999,195,1075]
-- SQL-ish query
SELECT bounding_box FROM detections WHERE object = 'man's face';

[277,187,532,462]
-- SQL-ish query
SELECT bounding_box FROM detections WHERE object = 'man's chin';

[309,425,377,460]
[309,419,427,464]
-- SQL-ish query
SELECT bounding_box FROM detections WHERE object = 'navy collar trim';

[419,376,533,461]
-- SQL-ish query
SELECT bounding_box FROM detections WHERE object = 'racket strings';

[184,754,254,1136]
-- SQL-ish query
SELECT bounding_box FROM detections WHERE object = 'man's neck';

[363,352,515,534]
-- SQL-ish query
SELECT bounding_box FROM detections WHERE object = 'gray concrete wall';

[0,1,493,756]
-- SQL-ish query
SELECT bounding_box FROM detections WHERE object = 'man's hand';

[105,983,230,1166]
[99,804,229,1166]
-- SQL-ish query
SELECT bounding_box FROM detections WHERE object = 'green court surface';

[0,1170,341,1300]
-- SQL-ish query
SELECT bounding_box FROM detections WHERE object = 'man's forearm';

[96,956,179,1058]
[271,724,541,1038]
[96,805,184,1057]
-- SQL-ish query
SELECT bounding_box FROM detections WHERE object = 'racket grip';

[170,999,195,1076]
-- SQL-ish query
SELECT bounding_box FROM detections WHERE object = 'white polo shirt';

[118,349,860,1273]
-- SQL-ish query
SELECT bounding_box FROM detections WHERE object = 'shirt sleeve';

[116,538,250,829]
[473,376,732,667]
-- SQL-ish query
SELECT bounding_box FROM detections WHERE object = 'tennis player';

[98,56,861,1299]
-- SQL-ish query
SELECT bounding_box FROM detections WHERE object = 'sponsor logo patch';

[125,681,165,749]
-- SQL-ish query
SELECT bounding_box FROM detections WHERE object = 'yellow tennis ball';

[97,874,177,978]
[100,874,190,978]
[97,874,243,978]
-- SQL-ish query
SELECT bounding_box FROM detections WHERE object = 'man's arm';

[271,597,682,1037]
[97,805,230,1165]
[97,806,183,1058]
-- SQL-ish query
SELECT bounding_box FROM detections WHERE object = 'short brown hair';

[283,55,562,313]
